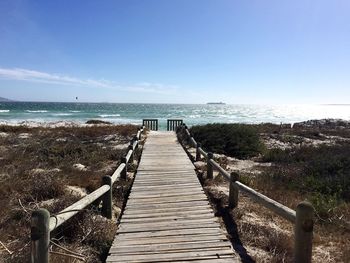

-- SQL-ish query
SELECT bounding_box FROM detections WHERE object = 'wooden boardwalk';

[107,131,239,262]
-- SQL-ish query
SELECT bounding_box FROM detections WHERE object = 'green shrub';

[262,148,291,163]
[263,144,350,201]
[190,123,264,159]
[259,142,350,221]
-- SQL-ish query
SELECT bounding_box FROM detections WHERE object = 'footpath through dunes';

[107,131,239,262]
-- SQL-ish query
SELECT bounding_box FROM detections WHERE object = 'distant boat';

[206,102,226,105]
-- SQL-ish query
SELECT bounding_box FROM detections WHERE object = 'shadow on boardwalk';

[204,187,255,263]
[183,144,255,263]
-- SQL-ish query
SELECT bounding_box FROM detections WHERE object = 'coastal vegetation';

[190,123,263,159]
[0,124,139,262]
[188,121,350,262]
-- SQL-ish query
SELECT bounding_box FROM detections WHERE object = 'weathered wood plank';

[112,235,228,245]
[110,241,231,254]
[123,208,213,216]
[118,223,220,233]
[115,228,226,239]
[107,249,235,262]
[125,201,210,209]
[106,131,238,262]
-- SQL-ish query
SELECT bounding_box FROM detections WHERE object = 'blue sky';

[0,0,349,104]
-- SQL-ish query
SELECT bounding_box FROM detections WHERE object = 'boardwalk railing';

[167,119,183,131]
[178,124,314,263]
[31,127,145,263]
[142,119,158,131]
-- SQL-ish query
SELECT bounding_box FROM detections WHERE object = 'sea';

[1,102,350,130]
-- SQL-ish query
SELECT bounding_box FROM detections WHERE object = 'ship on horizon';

[206,102,226,105]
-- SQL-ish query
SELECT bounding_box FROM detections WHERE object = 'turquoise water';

[1,102,350,129]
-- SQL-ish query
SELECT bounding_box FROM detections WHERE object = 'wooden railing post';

[102,176,113,219]
[128,144,134,163]
[229,172,239,208]
[31,209,50,263]
[196,143,201,161]
[207,152,213,179]
[294,201,314,263]
[121,157,127,180]
[139,127,143,139]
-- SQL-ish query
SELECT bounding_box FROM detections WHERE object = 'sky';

[0,0,349,104]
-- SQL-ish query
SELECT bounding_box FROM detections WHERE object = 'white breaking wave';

[0,110,10,113]
[52,113,73,116]
[99,114,121,118]
[69,110,81,113]
[26,110,48,113]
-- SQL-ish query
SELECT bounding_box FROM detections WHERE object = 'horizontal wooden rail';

[208,159,296,222]
[198,147,208,159]
[49,185,110,231]
[189,137,197,147]
[235,181,296,222]
[31,126,145,263]
[178,123,314,263]
[111,163,125,183]
[125,149,133,163]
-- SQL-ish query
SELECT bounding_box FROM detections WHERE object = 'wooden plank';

[125,201,210,209]
[108,259,236,263]
[112,234,228,245]
[122,214,215,222]
[115,228,225,239]
[118,223,220,233]
[107,249,235,262]
[131,183,200,188]
[128,193,206,201]
[129,189,203,195]
[120,218,219,227]
[122,212,212,220]
[126,198,209,206]
[110,242,232,254]
[123,206,212,215]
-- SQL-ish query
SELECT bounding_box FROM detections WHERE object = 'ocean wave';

[26,110,48,113]
[52,113,73,116]
[99,114,121,118]
[69,110,81,113]
[101,118,139,124]
[188,114,201,118]
[0,110,10,113]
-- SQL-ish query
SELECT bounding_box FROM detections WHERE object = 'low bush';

[190,123,264,159]
[86,119,112,124]
[260,143,350,221]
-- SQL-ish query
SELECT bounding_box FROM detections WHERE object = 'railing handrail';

[49,126,144,230]
[182,125,298,221]
[178,123,314,263]
[31,126,145,263]
[207,158,296,222]
[49,185,110,231]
